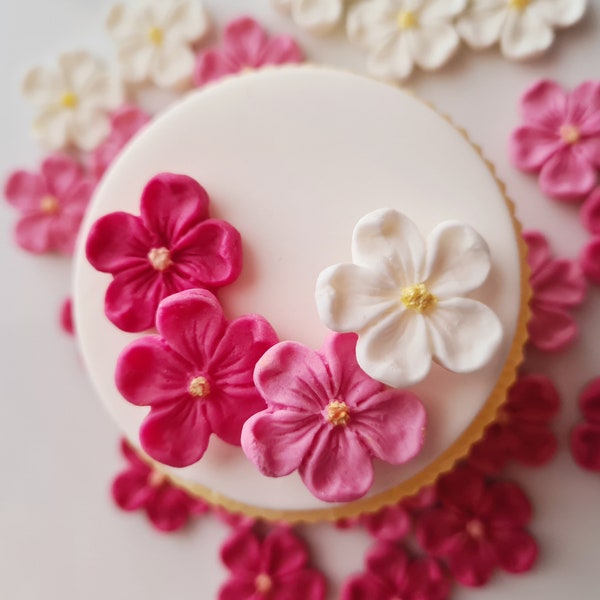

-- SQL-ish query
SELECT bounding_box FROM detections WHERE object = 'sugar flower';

[581,236,600,285]
[107,0,210,88]
[509,79,600,201]
[242,333,426,502]
[316,208,502,388]
[347,0,466,81]
[4,154,95,255]
[22,51,122,151]
[272,0,344,34]
[194,17,303,87]
[524,230,586,351]
[457,0,587,60]
[115,289,278,467]
[219,526,327,600]
[112,439,209,532]
[86,172,242,332]
[571,377,600,471]
[581,188,600,234]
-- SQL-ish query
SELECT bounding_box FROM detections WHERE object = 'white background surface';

[0,1,599,599]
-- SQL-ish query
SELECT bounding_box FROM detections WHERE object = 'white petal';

[356,309,432,387]
[419,0,467,22]
[409,24,461,70]
[456,2,508,48]
[33,107,70,150]
[500,5,554,60]
[118,41,156,83]
[106,3,150,42]
[292,0,344,34]
[22,67,64,106]
[368,32,416,79]
[423,221,491,298]
[58,52,102,94]
[80,73,123,110]
[352,208,426,288]
[315,263,398,332]
[272,0,294,11]
[162,0,211,42]
[347,0,399,49]
[528,0,587,27]
[426,297,502,373]
[150,43,195,88]
[70,110,111,151]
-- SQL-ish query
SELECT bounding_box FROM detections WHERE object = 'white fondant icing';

[73,66,522,513]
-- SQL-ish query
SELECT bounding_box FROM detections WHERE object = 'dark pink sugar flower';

[416,466,538,587]
[580,236,600,285]
[524,230,586,352]
[59,297,74,335]
[112,439,209,532]
[341,543,450,600]
[219,526,326,600]
[86,172,242,332]
[468,373,560,474]
[89,105,151,178]
[571,378,600,472]
[360,503,411,542]
[581,188,600,234]
[4,154,95,255]
[194,16,303,86]
[509,79,600,201]
[241,333,426,503]
[116,288,278,468]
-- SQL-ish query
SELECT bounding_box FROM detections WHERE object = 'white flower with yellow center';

[272,0,345,34]
[456,0,587,60]
[22,52,122,151]
[315,208,503,388]
[107,0,210,88]
[347,0,467,80]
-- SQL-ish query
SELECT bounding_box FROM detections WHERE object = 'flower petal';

[220,526,262,574]
[162,0,210,42]
[341,573,391,599]
[33,107,70,150]
[447,537,497,586]
[523,230,550,273]
[70,109,112,151]
[528,302,578,352]
[410,24,461,71]
[569,80,600,135]
[58,51,101,93]
[22,66,63,106]
[292,0,344,34]
[193,50,237,86]
[368,33,415,81]
[262,35,304,65]
[457,2,507,49]
[481,482,532,527]
[218,579,256,600]
[150,42,196,88]
[571,423,600,471]
[41,154,84,199]
[530,258,586,307]
[147,485,194,531]
[509,126,562,172]
[507,374,561,422]
[262,527,309,575]
[365,541,409,585]
[222,17,269,65]
[274,569,327,600]
[437,465,485,512]
[4,170,46,212]
[112,470,154,511]
[500,7,554,60]
[488,527,538,574]
[417,509,465,555]
[407,556,451,600]
[580,378,600,423]
[347,0,398,49]
[581,236,600,285]
[529,0,587,27]
[419,0,467,21]
[117,41,156,83]
[14,214,53,254]
[361,504,411,542]
[519,79,568,131]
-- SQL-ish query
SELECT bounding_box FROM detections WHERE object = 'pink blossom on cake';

[60,297,74,335]
[86,172,242,332]
[112,439,209,532]
[571,378,600,471]
[89,105,151,178]
[524,230,586,351]
[219,526,327,600]
[509,79,600,201]
[115,289,278,467]
[4,154,95,255]
[241,332,426,503]
[581,188,600,234]
[468,373,560,473]
[341,543,450,600]
[194,17,303,87]
[580,236,600,285]
[416,466,538,587]
[360,502,411,542]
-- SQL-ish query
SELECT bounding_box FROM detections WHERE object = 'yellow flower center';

[40,195,60,214]
[397,10,418,30]
[326,400,351,427]
[509,0,530,10]
[400,283,437,313]
[147,247,172,271]
[466,519,485,539]
[60,91,78,109]
[148,26,164,46]
[560,124,581,144]
[188,376,210,398]
[148,470,168,487]
[254,573,273,594]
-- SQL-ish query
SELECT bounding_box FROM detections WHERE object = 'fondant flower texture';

[272,0,344,34]
[116,289,278,467]
[242,333,426,502]
[22,51,122,151]
[347,0,466,81]
[510,79,600,201]
[571,377,600,471]
[457,0,587,61]
[107,0,210,88]
[316,208,502,388]
[86,172,242,332]
[194,17,303,87]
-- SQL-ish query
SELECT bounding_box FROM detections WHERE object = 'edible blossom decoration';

[316,208,502,388]
[271,0,345,34]
[115,289,278,468]
[241,333,426,503]
[571,377,600,472]
[86,172,242,332]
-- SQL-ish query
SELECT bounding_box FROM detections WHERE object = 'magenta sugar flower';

[571,378,600,472]
[509,79,600,201]
[116,288,278,467]
[241,333,426,503]
[4,154,95,255]
[86,172,242,332]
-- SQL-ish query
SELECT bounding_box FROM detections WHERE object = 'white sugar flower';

[272,0,345,34]
[22,51,122,151]
[107,0,210,88]
[315,209,502,388]
[347,0,467,80]
[457,0,587,60]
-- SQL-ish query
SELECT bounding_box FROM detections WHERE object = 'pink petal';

[364,543,409,589]
[507,374,561,422]
[14,213,53,253]
[508,424,558,467]
[519,79,568,131]
[274,569,327,600]
[578,136,600,169]
[218,578,257,600]
[299,427,374,502]
[262,527,309,576]
[567,80,600,135]
[262,36,303,65]
[416,509,465,556]
[580,378,600,423]
[140,173,210,245]
[341,573,391,600]
[241,410,322,477]
[539,146,597,201]
[480,482,532,528]
[61,175,94,211]
[111,105,151,139]
[509,126,561,172]
[193,50,238,87]
[581,236,600,285]
[46,209,85,255]
[581,188,600,235]
[437,466,485,513]
[488,527,538,574]
[4,170,46,211]
[407,557,451,600]
[220,526,262,574]
[120,438,149,470]
[60,297,74,335]
[222,17,269,66]
[447,537,497,587]
[571,423,600,471]
[531,258,586,307]
[112,470,154,510]
[361,504,411,542]
[467,425,509,474]
[41,154,84,198]
[523,230,551,274]
[147,485,193,532]
[528,302,578,352]
[140,400,211,467]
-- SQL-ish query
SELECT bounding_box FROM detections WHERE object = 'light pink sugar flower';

[194,16,303,87]
[4,154,95,255]
[241,333,426,503]
[510,79,600,201]
[116,289,278,468]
